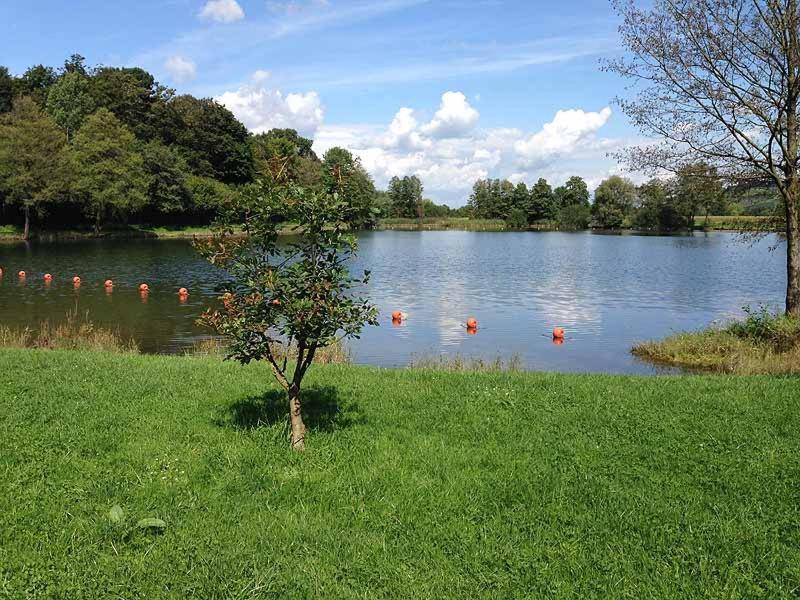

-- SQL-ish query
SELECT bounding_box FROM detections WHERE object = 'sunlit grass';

[632,311,800,374]
[0,310,138,353]
[1,348,799,597]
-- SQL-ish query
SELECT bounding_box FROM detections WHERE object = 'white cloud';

[314,96,620,206]
[514,107,612,167]
[381,108,431,151]
[164,55,197,83]
[421,92,479,138]
[215,75,324,136]
[199,0,245,23]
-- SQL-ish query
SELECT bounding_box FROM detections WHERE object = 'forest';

[0,55,783,239]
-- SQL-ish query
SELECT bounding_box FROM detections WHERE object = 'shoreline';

[0,218,783,242]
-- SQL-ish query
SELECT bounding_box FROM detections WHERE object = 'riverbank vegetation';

[2,348,799,597]
[633,308,800,374]
[0,310,137,353]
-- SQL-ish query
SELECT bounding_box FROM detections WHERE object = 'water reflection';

[0,231,786,373]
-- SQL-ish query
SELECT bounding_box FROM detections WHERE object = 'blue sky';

[1,0,640,205]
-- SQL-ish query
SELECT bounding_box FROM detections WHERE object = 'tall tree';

[90,67,171,140]
[529,177,558,221]
[171,95,254,184]
[606,0,800,315]
[0,97,70,239]
[593,175,637,229]
[46,72,95,142]
[71,108,147,232]
[141,141,191,216]
[252,128,321,187]
[388,175,424,218]
[554,176,590,208]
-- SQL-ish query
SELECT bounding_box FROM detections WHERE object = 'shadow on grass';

[217,386,364,433]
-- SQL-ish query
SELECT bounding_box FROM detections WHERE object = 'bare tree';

[604,0,800,315]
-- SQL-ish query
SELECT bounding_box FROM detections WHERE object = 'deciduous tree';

[606,0,800,315]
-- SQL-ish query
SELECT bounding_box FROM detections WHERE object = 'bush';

[505,207,528,230]
[727,305,800,351]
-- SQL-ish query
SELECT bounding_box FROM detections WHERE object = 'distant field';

[1,348,799,597]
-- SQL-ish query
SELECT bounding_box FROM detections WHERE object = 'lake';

[0,230,787,373]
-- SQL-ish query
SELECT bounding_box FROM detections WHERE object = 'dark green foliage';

[15,65,57,108]
[141,141,191,216]
[388,175,424,218]
[252,128,320,187]
[170,95,253,185]
[505,207,528,229]
[2,348,800,596]
[90,67,172,140]
[529,177,558,221]
[558,203,592,229]
[0,66,14,113]
[634,178,684,230]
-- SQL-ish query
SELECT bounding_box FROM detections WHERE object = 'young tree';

[593,175,637,229]
[0,97,70,239]
[71,108,147,232]
[46,72,95,142]
[198,178,378,450]
[606,0,800,315]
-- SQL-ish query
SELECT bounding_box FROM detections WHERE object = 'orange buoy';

[391,310,403,321]
[44,273,53,282]
[178,287,189,296]
[73,276,81,284]
[271,298,280,306]
[104,279,113,288]
[0,267,3,276]
[553,327,565,340]
[139,283,149,292]
[18,270,26,278]
[466,317,478,329]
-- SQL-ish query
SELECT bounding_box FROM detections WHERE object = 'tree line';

[0,55,406,239]
[465,165,780,231]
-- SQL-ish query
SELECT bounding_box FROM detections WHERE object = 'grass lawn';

[1,349,799,598]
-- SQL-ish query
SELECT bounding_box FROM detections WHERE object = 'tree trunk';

[23,206,30,241]
[786,189,800,317]
[94,209,102,236]
[288,385,306,451]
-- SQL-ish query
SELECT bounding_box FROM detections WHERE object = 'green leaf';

[136,517,167,532]
[108,504,124,524]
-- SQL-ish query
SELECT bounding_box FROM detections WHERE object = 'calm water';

[0,231,787,373]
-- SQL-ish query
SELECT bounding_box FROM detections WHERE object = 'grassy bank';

[633,309,800,374]
[2,349,799,597]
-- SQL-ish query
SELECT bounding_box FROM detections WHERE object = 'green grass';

[633,311,800,374]
[1,350,800,598]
